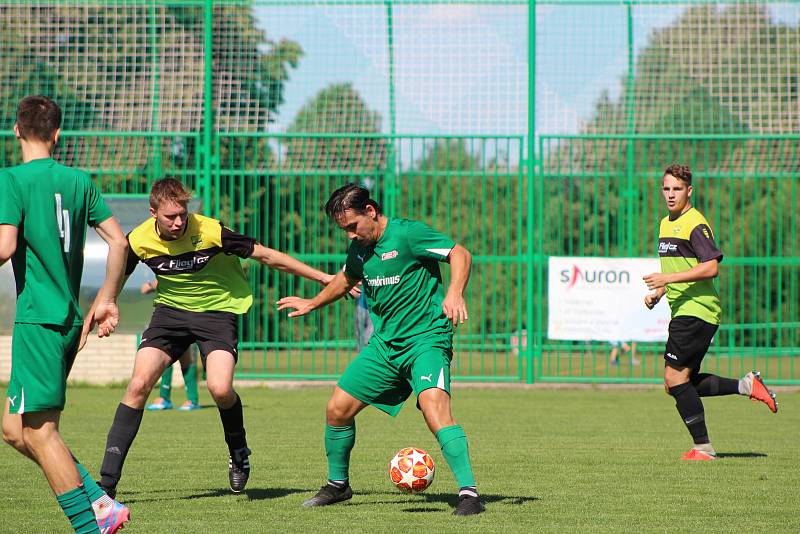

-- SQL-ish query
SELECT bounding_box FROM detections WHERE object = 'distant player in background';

[0,96,130,533]
[140,279,200,411]
[608,340,639,367]
[644,163,778,461]
[278,184,484,516]
[354,291,373,352]
[98,178,347,498]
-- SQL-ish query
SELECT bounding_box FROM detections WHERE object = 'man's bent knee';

[2,423,25,452]
[207,378,235,404]
[125,374,157,407]
[326,399,359,426]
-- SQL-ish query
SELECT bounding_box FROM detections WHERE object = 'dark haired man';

[98,178,346,498]
[644,164,777,461]
[0,96,130,533]
[278,183,484,515]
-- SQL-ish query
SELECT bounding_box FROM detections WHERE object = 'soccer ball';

[388,447,435,493]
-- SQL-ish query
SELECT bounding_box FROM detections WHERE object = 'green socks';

[182,360,199,405]
[73,460,106,503]
[325,424,356,482]
[159,365,174,401]
[56,486,99,533]
[436,425,477,488]
[161,359,199,404]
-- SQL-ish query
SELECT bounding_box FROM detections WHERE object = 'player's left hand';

[643,272,669,290]
[277,296,315,318]
[442,292,468,327]
[93,301,120,338]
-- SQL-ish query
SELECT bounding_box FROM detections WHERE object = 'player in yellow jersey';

[97,178,349,498]
[644,164,777,461]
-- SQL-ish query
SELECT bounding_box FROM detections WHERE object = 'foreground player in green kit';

[278,184,484,516]
[0,96,130,533]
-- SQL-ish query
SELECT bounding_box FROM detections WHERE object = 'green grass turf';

[0,386,797,533]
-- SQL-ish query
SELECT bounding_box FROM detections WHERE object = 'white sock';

[738,374,752,396]
[91,494,113,517]
[693,443,716,456]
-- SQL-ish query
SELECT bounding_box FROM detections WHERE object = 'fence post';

[527,0,538,384]
[201,0,214,214]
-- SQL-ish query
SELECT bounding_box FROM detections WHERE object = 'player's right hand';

[644,292,660,310]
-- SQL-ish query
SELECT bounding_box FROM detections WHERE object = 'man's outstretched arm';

[277,271,358,318]
[251,244,331,285]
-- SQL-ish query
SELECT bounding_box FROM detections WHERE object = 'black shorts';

[139,304,240,364]
[663,316,718,370]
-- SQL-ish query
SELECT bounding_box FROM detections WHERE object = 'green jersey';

[0,157,112,326]
[344,218,456,346]
[658,207,723,324]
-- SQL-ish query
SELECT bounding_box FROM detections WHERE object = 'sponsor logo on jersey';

[356,253,365,263]
[666,352,678,360]
[381,250,398,261]
[191,234,203,247]
[658,242,678,254]
[365,274,401,287]
[154,255,211,272]
[420,373,432,382]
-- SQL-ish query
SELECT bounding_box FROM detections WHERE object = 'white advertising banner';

[548,257,671,342]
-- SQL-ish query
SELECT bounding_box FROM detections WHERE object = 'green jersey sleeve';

[407,220,456,261]
[87,179,113,226]
[0,171,22,226]
[344,243,366,281]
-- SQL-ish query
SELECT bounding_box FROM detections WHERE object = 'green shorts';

[6,323,82,414]
[338,335,453,417]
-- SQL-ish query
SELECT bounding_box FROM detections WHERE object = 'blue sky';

[255,3,799,139]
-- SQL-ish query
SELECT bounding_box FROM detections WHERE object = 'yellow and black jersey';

[125,213,256,314]
[658,207,723,325]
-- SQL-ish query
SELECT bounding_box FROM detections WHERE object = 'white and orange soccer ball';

[388,447,435,494]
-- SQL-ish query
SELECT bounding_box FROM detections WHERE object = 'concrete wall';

[0,334,183,387]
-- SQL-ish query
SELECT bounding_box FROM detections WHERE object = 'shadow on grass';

[716,452,768,459]
[346,491,539,510]
[123,487,307,504]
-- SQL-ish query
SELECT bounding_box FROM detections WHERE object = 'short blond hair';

[149,178,192,209]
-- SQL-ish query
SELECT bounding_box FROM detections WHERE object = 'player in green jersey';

[0,96,130,533]
[278,183,484,516]
[643,164,778,461]
[98,178,349,498]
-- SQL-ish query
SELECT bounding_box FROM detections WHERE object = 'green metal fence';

[214,133,526,380]
[0,0,798,383]
[537,135,800,384]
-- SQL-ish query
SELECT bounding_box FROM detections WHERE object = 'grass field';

[0,385,797,533]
